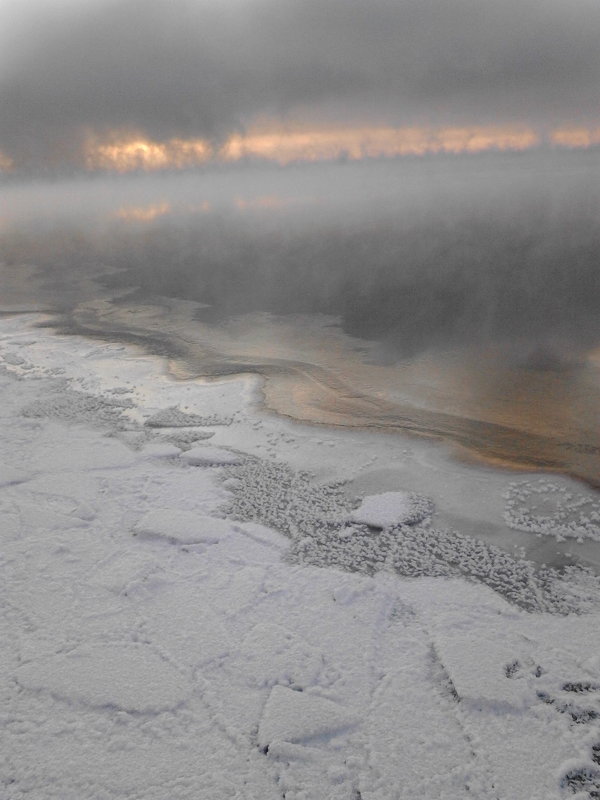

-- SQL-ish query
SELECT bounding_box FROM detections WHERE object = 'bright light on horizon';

[79,123,600,174]
[0,149,14,172]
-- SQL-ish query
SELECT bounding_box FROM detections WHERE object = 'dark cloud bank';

[1,1,599,361]
[1,0,600,171]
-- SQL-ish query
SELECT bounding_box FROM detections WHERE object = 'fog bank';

[1,152,599,360]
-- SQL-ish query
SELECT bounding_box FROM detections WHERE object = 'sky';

[1,0,599,362]
[1,0,600,173]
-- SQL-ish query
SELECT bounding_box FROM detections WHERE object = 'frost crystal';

[223,458,600,613]
[504,480,600,542]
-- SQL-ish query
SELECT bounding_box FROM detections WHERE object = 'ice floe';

[15,643,192,713]
[239,623,324,689]
[258,686,358,748]
[3,314,600,800]
[132,509,232,544]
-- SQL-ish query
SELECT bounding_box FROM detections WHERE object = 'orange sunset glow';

[114,202,172,221]
[550,126,600,148]
[85,136,211,172]
[81,123,600,173]
[0,150,14,172]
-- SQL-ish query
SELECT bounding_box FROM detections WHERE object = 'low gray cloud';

[1,0,600,171]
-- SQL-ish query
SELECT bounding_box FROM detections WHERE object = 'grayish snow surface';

[2,316,600,800]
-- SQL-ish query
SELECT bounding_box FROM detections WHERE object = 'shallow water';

[3,261,600,578]
[2,153,599,485]
[54,291,600,488]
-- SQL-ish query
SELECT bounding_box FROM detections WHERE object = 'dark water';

[1,152,600,484]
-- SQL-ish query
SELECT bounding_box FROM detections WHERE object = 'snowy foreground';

[3,315,600,800]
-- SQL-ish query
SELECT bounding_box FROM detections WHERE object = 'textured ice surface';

[223,458,598,613]
[505,479,600,542]
[180,445,244,466]
[144,406,231,427]
[22,385,133,428]
[159,428,215,449]
[222,458,348,537]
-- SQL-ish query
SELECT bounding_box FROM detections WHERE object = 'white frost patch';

[15,643,192,713]
[133,509,233,544]
[349,490,433,528]
[180,446,244,467]
[505,479,600,542]
[258,686,358,748]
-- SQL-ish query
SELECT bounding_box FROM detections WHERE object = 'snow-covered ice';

[258,686,359,748]
[349,490,434,528]
[132,508,233,544]
[0,462,30,487]
[2,314,600,800]
[505,479,600,542]
[15,643,193,713]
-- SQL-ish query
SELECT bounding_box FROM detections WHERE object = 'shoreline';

[3,310,600,798]
[56,300,600,491]
[3,310,600,575]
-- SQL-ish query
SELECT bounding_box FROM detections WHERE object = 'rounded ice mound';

[348,491,434,529]
[15,643,192,713]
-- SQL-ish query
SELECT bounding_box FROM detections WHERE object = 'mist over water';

[2,151,600,480]
[3,151,599,359]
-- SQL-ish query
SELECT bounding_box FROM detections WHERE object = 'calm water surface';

[56,292,600,488]
[2,155,599,485]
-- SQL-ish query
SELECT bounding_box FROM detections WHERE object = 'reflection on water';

[58,293,600,488]
[2,155,600,488]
